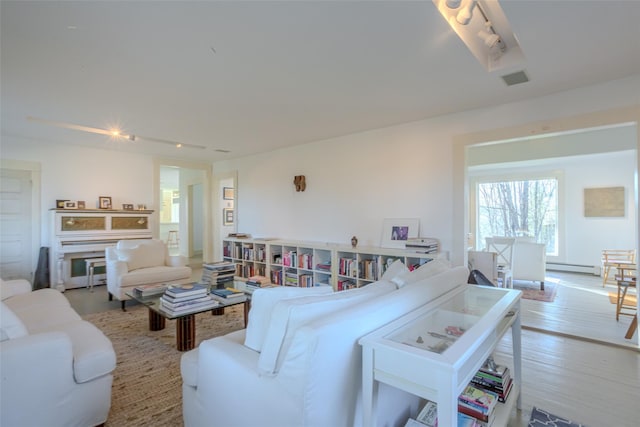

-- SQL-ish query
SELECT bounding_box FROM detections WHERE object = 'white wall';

[212,75,640,262]
[1,136,155,247]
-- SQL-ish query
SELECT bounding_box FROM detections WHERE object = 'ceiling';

[2,1,639,162]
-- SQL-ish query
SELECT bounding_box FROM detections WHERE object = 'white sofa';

[106,238,192,310]
[0,278,116,427]
[181,261,469,427]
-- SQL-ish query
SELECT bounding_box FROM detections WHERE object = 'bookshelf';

[222,238,443,291]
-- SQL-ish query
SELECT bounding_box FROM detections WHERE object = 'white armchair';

[106,239,192,310]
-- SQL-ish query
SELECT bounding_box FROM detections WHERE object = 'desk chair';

[485,237,515,288]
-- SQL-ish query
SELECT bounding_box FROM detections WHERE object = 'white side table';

[497,266,513,288]
[359,285,521,427]
[85,258,106,292]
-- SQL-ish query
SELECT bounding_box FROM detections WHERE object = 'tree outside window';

[477,177,558,256]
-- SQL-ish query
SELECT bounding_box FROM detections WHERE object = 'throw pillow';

[381,259,409,283]
[244,285,333,352]
[0,302,28,341]
[257,280,396,375]
[391,258,451,288]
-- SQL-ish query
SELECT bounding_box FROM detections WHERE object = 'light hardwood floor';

[64,269,639,426]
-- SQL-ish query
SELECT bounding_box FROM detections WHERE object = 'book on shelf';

[133,283,169,297]
[246,275,270,286]
[416,400,438,426]
[227,233,250,238]
[164,283,208,299]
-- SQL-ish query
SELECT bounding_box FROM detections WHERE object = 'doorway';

[155,160,212,266]
[453,107,640,346]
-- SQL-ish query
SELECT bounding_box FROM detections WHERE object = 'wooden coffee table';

[126,290,249,351]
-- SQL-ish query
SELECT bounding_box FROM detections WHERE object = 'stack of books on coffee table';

[160,284,218,314]
[210,287,245,303]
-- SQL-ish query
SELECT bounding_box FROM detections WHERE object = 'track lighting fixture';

[456,0,477,25]
[446,0,462,8]
[478,29,500,48]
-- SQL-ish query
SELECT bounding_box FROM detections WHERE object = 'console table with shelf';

[222,238,445,291]
[358,284,521,427]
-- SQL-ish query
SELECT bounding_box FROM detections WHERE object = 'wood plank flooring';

[64,268,640,426]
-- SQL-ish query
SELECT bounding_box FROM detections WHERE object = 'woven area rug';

[528,407,586,427]
[82,304,244,426]
[513,281,557,302]
[607,291,637,306]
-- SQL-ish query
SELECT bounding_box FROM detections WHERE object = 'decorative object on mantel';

[137,204,146,210]
[99,196,112,209]
[293,175,306,192]
[63,201,77,209]
[56,199,68,208]
[122,204,134,210]
[351,236,358,248]
[77,201,86,209]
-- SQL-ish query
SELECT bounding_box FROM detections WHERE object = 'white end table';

[85,257,106,292]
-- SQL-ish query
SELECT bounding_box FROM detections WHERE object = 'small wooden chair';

[602,249,636,287]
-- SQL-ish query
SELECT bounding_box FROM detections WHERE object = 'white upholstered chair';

[106,239,192,310]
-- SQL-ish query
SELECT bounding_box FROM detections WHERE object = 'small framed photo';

[223,187,235,200]
[77,201,86,209]
[99,196,112,209]
[56,199,69,209]
[380,218,420,248]
[223,208,234,225]
[63,201,77,209]
[122,204,134,210]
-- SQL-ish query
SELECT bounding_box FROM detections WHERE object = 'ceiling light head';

[446,0,462,8]
[478,30,501,48]
[456,0,476,25]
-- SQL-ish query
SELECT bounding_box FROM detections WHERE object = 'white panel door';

[0,169,32,280]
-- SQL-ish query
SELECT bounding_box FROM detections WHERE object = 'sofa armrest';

[1,332,78,404]
[0,279,32,300]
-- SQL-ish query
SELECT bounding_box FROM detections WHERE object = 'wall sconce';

[293,175,306,192]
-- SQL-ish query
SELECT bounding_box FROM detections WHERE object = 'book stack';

[245,275,272,292]
[160,284,218,314]
[470,358,513,404]
[405,237,439,254]
[457,383,499,425]
[133,283,169,297]
[210,287,245,303]
[201,261,236,289]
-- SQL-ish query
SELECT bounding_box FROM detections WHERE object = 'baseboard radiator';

[546,262,600,275]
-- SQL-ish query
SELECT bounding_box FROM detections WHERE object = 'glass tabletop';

[386,286,509,354]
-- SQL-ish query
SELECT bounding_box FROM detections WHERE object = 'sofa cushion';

[391,258,451,288]
[118,266,192,287]
[0,302,28,341]
[258,280,396,375]
[118,241,166,271]
[244,285,333,352]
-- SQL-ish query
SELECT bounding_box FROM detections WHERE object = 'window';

[476,176,558,256]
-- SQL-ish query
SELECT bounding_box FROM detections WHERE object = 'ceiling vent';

[501,70,529,86]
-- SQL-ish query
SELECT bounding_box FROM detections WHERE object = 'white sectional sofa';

[0,278,116,427]
[181,261,469,427]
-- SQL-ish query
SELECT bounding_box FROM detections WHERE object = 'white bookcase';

[222,238,444,291]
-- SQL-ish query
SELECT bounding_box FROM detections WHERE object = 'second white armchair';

[106,239,192,310]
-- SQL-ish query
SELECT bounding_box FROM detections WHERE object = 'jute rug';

[82,304,245,426]
[513,281,557,302]
[608,291,637,306]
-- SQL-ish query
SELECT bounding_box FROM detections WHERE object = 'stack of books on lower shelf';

[159,284,218,314]
[457,383,499,426]
[470,358,513,404]
[210,287,245,303]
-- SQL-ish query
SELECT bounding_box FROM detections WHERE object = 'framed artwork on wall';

[223,187,235,200]
[223,208,234,225]
[380,218,420,249]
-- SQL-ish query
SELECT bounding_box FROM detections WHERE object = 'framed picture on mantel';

[99,196,112,209]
